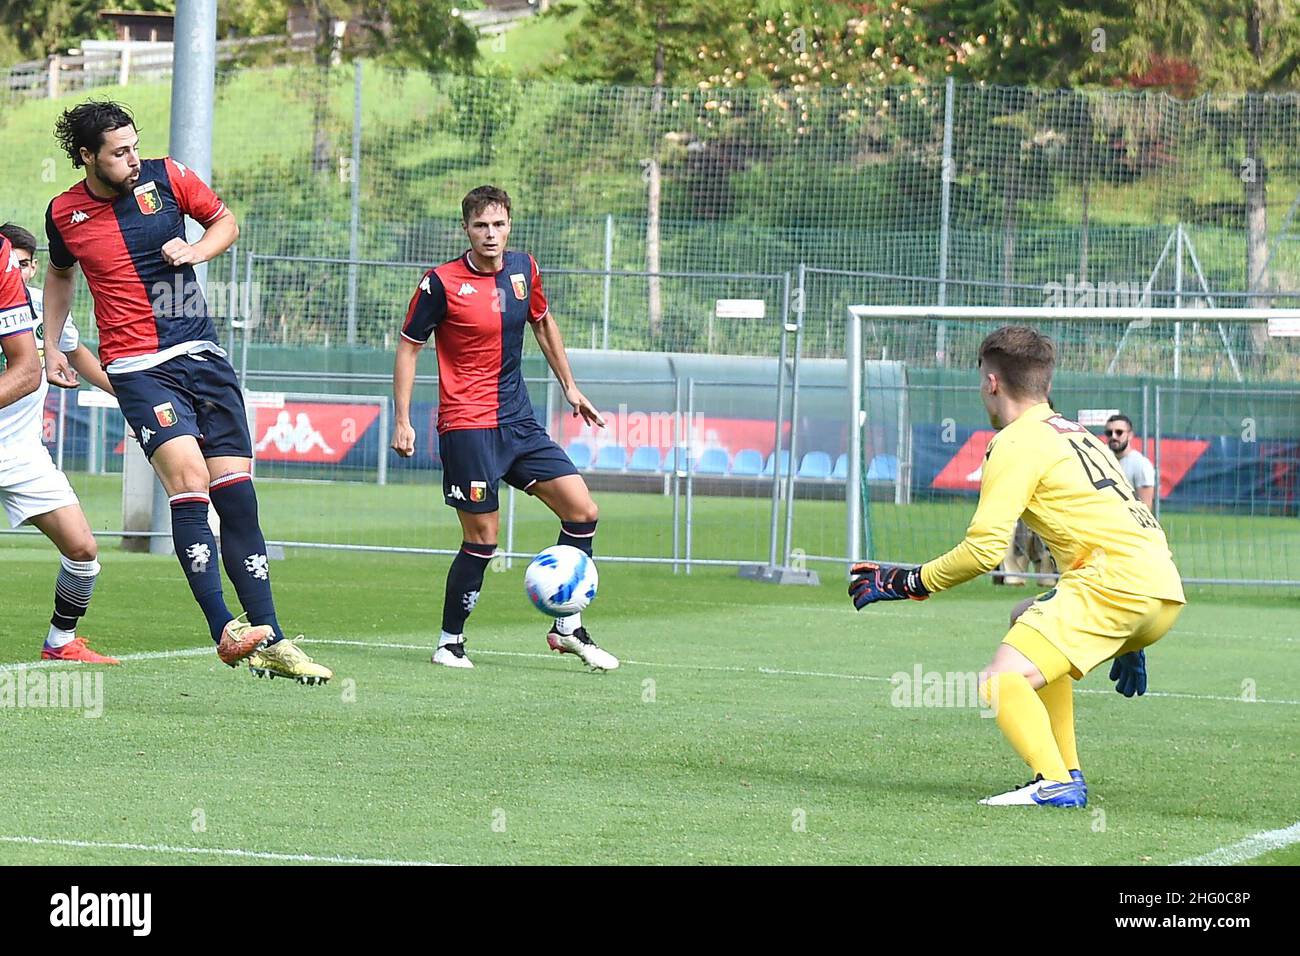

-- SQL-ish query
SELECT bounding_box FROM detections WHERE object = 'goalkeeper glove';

[1108,650,1147,697]
[848,562,930,609]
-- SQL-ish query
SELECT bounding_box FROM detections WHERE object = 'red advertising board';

[931,430,1208,498]
[252,402,380,464]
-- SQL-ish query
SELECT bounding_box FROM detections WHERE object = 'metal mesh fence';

[4,64,1300,585]
[822,312,1300,590]
[4,66,1300,366]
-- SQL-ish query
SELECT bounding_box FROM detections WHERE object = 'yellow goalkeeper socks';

[1038,676,1081,773]
[983,671,1071,783]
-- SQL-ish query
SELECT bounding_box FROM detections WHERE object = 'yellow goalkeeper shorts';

[1004,574,1184,680]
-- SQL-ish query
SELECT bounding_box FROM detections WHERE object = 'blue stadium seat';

[798,451,833,478]
[762,450,793,476]
[731,449,764,476]
[866,454,899,481]
[694,448,730,475]
[593,445,628,471]
[831,454,848,480]
[567,442,593,469]
[628,446,662,472]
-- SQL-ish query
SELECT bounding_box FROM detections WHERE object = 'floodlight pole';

[936,76,955,366]
[130,0,217,556]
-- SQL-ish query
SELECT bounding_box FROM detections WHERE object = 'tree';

[562,0,734,338]
[562,0,734,86]
[292,1,477,175]
[695,2,946,92]
[0,0,175,63]
[922,0,1138,87]
[1134,1,1300,349]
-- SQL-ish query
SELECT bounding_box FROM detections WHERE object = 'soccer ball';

[524,545,598,617]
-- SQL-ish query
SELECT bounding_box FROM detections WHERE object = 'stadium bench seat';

[593,445,628,470]
[731,449,764,476]
[567,442,593,469]
[866,454,899,481]
[831,453,848,479]
[798,451,833,478]
[694,448,730,475]
[628,446,662,472]
[762,450,793,477]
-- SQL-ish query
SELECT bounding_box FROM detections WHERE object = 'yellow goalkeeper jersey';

[921,403,1185,603]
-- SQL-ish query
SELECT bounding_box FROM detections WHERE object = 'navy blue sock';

[170,494,232,643]
[210,473,285,644]
[558,520,597,558]
[441,541,495,636]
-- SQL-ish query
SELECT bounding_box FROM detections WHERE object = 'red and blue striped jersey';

[402,249,549,433]
[0,236,35,339]
[45,157,228,369]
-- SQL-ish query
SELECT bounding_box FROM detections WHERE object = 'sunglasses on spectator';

[1104,429,1129,436]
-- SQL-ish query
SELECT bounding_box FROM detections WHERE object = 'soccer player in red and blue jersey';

[40,99,331,684]
[392,185,618,670]
[0,235,43,440]
[1,221,117,665]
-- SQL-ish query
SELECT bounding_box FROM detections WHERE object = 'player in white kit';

[0,223,117,663]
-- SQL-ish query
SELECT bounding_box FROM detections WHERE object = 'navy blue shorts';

[108,352,252,460]
[439,418,579,513]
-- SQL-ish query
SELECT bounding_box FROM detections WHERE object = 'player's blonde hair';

[978,326,1055,398]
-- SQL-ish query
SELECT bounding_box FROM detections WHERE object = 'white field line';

[1176,820,1300,866]
[301,639,1300,705]
[0,646,211,673]
[2,637,1293,705]
[0,835,451,866]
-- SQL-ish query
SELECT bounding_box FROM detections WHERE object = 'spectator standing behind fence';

[1103,414,1156,509]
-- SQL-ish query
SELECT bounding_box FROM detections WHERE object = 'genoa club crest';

[134,181,163,216]
[153,402,178,427]
[469,481,487,502]
[509,273,527,300]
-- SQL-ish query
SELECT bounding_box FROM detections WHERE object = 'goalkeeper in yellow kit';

[848,326,1185,807]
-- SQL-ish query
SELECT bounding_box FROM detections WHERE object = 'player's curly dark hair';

[54,100,137,168]
[461,185,511,223]
[979,326,1055,398]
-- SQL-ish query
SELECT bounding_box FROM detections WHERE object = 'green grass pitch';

[0,478,1297,865]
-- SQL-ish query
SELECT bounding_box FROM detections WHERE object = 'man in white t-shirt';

[1103,413,1156,509]
[0,222,117,663]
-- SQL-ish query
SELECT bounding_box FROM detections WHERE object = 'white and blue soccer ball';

[524,545,598,617]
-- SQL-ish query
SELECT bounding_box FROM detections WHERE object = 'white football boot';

[432,642,474,669]
[979,775,1086,808]
[546,625,619,671]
